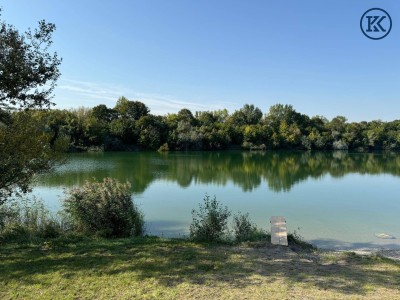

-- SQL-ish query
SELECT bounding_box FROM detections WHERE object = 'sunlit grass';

[0,236,399,299]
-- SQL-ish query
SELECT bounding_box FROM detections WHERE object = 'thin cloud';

[55,78,236,115]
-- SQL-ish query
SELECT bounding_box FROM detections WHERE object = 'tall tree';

[91,104,117,122]
[114,97,149,120]
[0,10,61,110]
[0,10,63,204]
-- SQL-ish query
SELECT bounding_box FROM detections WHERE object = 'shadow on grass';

[0,237,399,296]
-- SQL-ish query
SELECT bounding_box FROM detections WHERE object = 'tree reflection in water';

[37,151,400,193]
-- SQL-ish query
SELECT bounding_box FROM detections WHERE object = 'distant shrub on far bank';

[158,143,169,152]
[63,178,144,238]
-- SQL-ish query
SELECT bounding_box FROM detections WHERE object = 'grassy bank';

[1,236,399,299]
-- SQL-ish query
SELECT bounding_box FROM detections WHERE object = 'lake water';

[33,151,400,250]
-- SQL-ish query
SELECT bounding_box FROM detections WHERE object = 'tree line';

[18,97,400,152]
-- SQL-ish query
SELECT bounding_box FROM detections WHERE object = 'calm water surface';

[34,151,400,250]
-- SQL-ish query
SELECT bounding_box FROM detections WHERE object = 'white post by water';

[270,216,288,246]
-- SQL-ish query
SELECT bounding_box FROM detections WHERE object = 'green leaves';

[115,97,149,120]
[190,195,231,242]
[0,10,61,110]
[63,178,144,238]
[0,10,63,204]
[0,112,65,204]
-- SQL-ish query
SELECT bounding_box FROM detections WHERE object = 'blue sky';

[2,0,399,121]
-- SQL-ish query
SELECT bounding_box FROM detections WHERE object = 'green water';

[34,151,400,250]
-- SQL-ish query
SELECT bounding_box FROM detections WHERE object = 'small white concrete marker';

[270,216,288,246]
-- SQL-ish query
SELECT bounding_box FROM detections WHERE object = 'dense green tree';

[212,109,229,123]
[309,116,328,132]
[265,104,301,128]
[200,127,230,150]
[243,124,267,147]
[240,104,263,125]
[166,109,200,149]
[36,109,71,147]
[225,122,244,145]
[195,111,231,150]
[0,11,61,110]
[177,108,196,125]
[109,118,137,144]
[0,112,65,204]
[329,116,347,140]
[91,104,117,122]
[343,122,367,149]
[307,128,328,149]
[279,121,302,148]
[164,113,179,129]
[82,116,108,146]
[366,120,385,149]
[196,111,216,127]
[137,115,167,150]
[0,11,63,204]
[68,107,91,146]
[176,120,195,150]
[114,97,149,120]
[229,104,262,127]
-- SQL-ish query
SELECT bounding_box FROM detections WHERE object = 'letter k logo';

[361,8,392,40]
[366,16,387,32]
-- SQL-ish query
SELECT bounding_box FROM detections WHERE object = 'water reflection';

[36,151,400,193]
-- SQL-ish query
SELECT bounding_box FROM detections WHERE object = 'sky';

[1,0,399,121]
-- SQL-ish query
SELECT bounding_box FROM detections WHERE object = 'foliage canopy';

[0,10,61,110]
[0,10,63,204]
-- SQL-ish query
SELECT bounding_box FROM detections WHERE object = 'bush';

[0,197,62,243]
[63,178,144,238]
[232,212,268,242]
[158,143,169,152]
[287,229,315,250]
[332,140,348,150]
[190,195,231,242]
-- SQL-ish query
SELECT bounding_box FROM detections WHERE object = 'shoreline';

[319,248,400,261]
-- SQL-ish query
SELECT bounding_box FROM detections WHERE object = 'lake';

[33,151,400,250]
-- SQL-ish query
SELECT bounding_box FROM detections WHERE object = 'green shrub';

[63,178,144,238]
[287,229,315,250]
[232,212,268,242]
[158,143,169,152]
[0,197,62,243]
[190,195,231,242]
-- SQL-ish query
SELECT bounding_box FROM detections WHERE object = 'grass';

[0,236,399,299]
